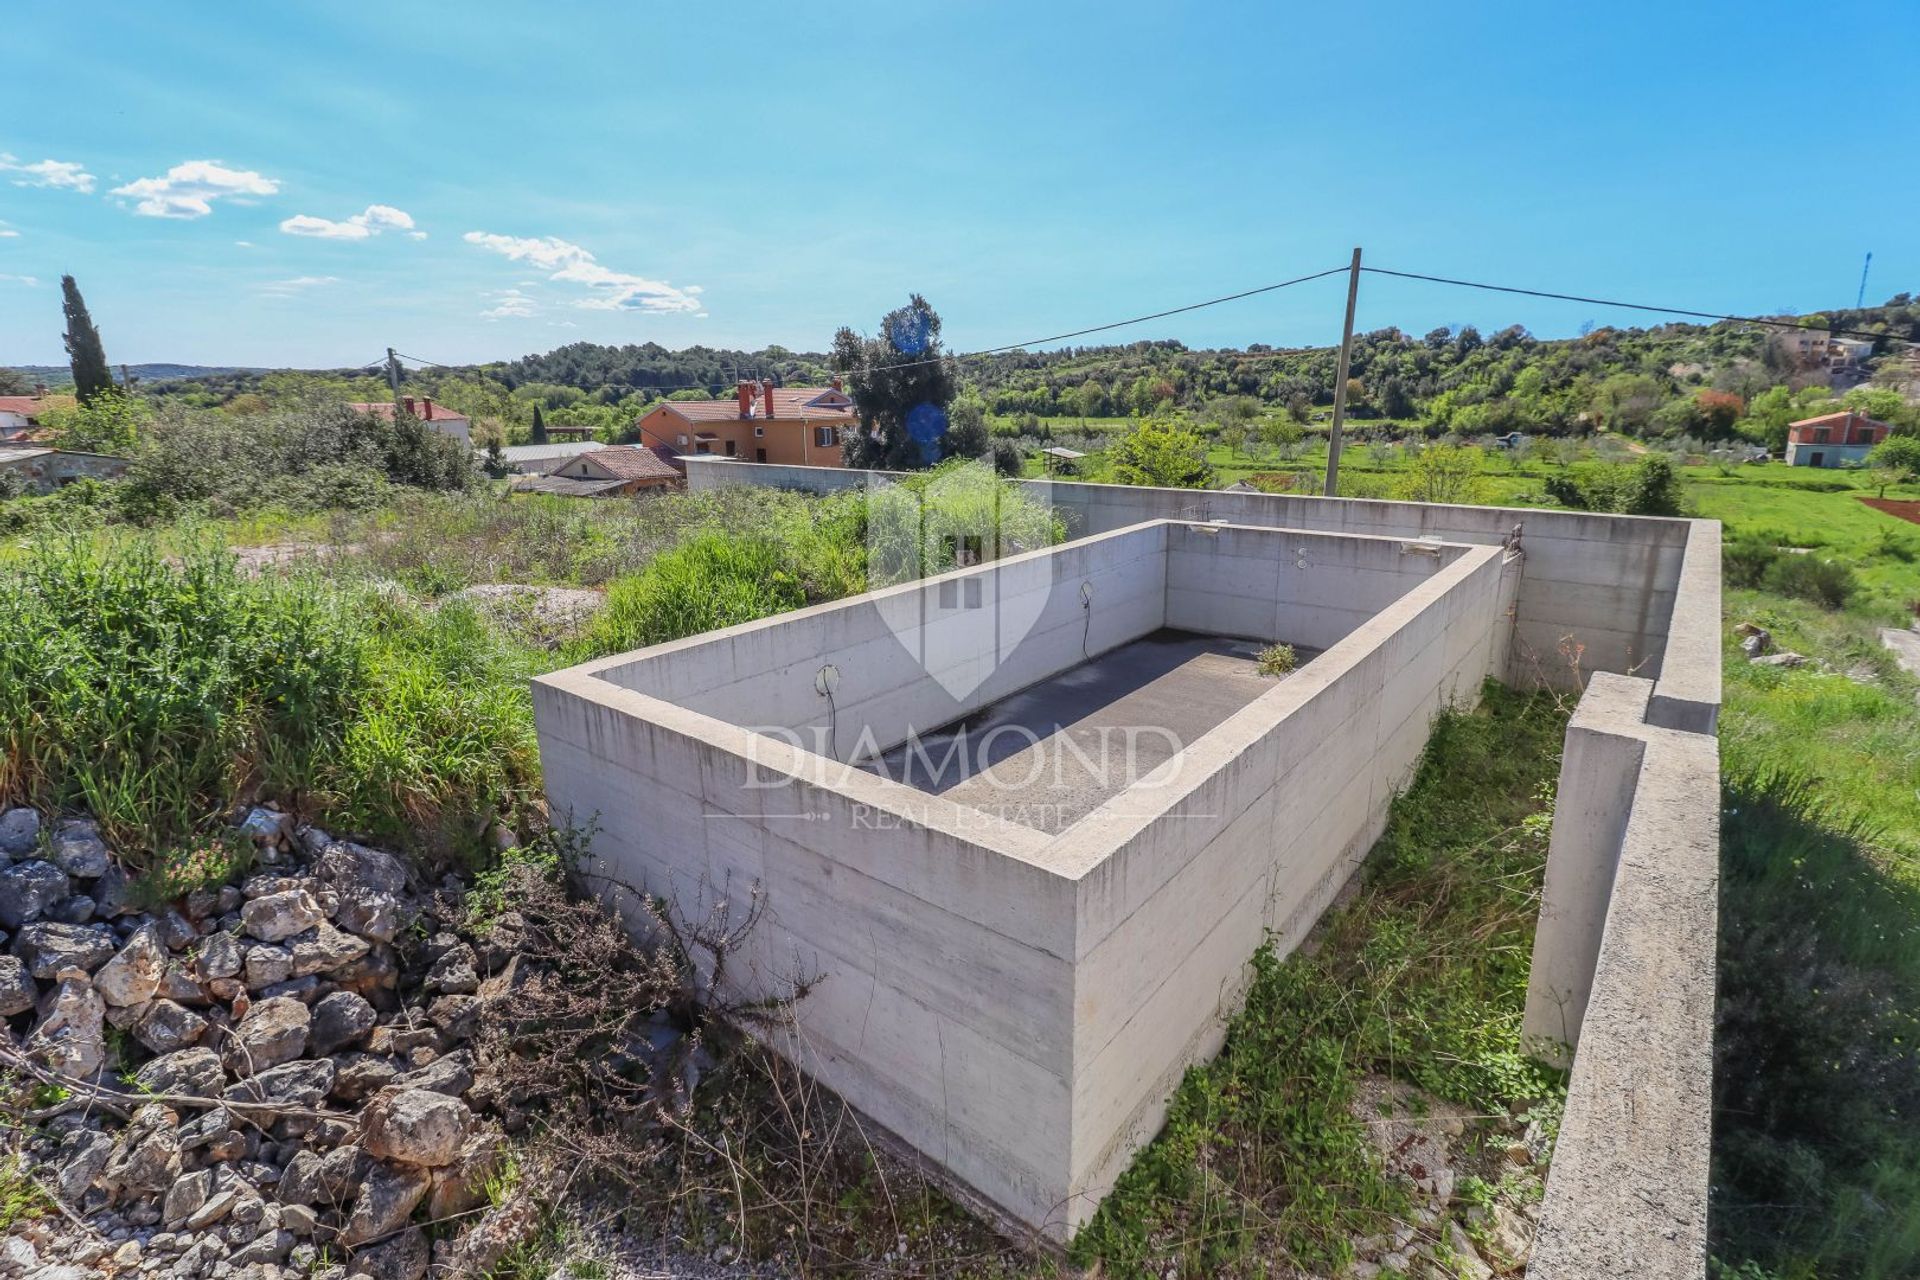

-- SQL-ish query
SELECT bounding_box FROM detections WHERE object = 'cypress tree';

[61,275,114,404]
[531,404,549,444]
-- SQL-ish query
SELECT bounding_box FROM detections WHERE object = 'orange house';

[633,380,856,467]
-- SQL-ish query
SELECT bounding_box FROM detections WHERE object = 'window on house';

[676,434,689,446]
[754,425,765,437]
[814,426,837,448]
[725,440,737,456]
[695,442,711,454]
[755,448,767,462]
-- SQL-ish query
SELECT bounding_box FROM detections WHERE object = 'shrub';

[990,438,1025,477]
[1109,419,1214,489]
[1724,535,1782,588]
[1762,555,1856,609]
[1256,642,1297,675]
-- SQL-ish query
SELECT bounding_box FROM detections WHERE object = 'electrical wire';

[1362,266,1913,345]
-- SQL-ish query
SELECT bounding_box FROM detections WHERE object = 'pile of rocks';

[2,808,512,1280]
[1343,1076,1543,1279]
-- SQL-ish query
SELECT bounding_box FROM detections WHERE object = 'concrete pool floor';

[860,629,1312,833]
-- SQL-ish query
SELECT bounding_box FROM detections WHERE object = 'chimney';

[830,375,843,392]
[421,396,434,420]
[402,396,415,417]
[763,379,776,421]
[737,381,755,418]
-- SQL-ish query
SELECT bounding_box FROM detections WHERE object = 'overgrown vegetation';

[1255,642,1296,675]
[0,537,538,866]
[1074,686,1569,1277]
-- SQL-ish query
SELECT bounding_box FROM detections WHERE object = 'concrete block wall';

[1058,543,1520,1219]
[682,459,1716,719]
[535,518,1521,1237]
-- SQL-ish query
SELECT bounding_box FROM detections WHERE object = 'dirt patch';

[1859,497,1920,527]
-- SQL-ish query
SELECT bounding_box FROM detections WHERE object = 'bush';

[1546,455,1681,515]
[1762,555,1857,609]
[1724,535,1782,588]
[990,439,1024,477]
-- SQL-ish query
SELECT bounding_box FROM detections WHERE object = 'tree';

[1395,444,1486,505]
[61,275,114,405]
[43,393,147,454]
[1868,436,1920,495]
[832,295,956,469]
[1109,419,1214,489]
[0,368,32,396]
[945,390,990,458]
[531,403,549,444]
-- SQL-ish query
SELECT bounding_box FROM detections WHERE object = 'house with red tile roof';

[0,395,55,443]
[633,380,856,467]
[347,396,473,445]
[1784,410,1892,468]
[514,443,684,496]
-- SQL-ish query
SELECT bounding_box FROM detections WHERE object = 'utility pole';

[386,348,403,404]
[1323,247,1363,497]
[1857,252,1873,310]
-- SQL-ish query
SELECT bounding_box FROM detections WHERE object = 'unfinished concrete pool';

[534,516,1523,1235]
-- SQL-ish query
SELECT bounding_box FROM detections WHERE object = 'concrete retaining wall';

[1524,673,1719,1279]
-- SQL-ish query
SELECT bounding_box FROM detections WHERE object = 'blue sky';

[3,1,1916,368]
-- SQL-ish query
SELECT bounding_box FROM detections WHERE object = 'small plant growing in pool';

[1257,642,1297,676]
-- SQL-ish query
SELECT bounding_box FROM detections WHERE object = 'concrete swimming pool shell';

[535,468,1722,1276]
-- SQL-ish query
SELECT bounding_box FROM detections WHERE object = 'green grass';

[0,1157,51,1234]
[1073,686,1569,1277]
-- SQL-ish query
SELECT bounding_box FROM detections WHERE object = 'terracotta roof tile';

[576,444,682,482]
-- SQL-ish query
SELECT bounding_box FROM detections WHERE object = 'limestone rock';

[132,998,209,1054]
[94,922,167,1006]
[92,862,137,918]
[361,1089,472,1168]
[194,930,244,981]
[0,805,39,857]
[238,807,293,847]
[48,818,111,878]
[314,841,409,943]
[392,1048,472,1098]
[243,890,325,944]
[133,1046,226,1097]
[290,922,370,978]
[341,1162,431,1245]
[226,995,310,1074]
[310,990,377,1056]
[52,1128,113,1204]
[224,1057,336,1110]
[0,954,35,1016]
[0,859,67,929]
[163,1168,212,1228]
[101,1103,183,1197]
[11,920,115,979]
[331,1053,400,1103]
[423,943,478,995]
[245,943,295,991]
[1751,651,1807,668]
[350,1225,429,1280]
[426,1129,503,1219]
[27,978,107,1078]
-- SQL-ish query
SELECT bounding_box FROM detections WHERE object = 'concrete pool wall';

[533,518,1522,1234]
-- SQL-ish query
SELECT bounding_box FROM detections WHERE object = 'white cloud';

[235,240,255,248]
[112,160,279,218]
[258,275,339,297]
[463,230,703,314]
[480,288,538,320]
[0,154,96,193]
[280,203,420,241]
[0,230,18,239]
[0,274,39,287]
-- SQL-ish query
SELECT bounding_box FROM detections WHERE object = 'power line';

[1361,266,1911,345]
